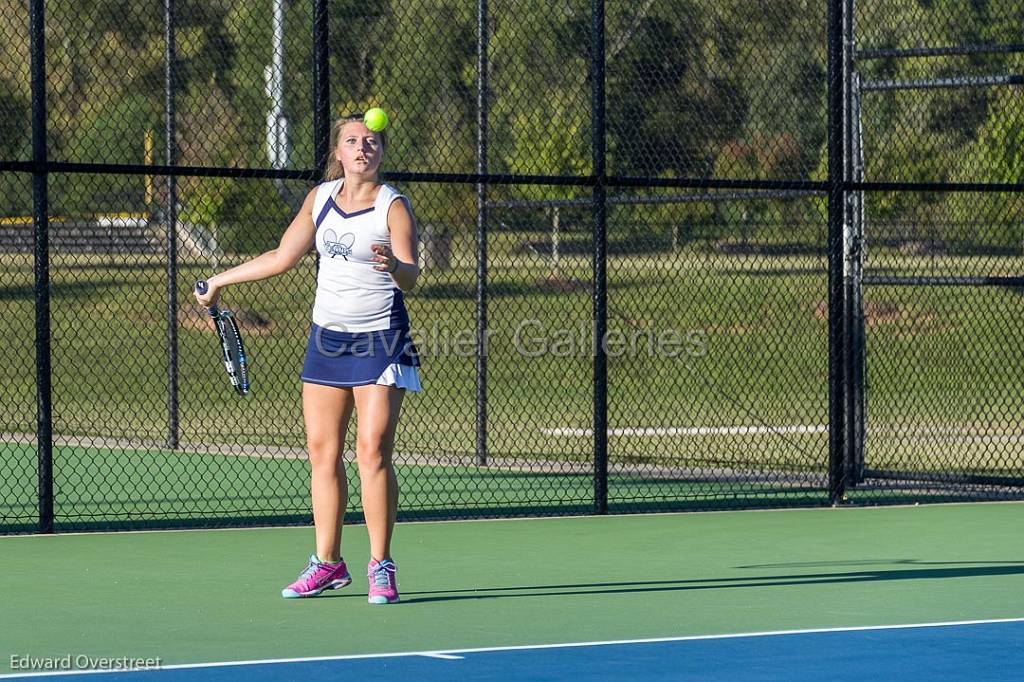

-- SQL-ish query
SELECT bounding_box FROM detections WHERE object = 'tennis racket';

[195,280,250,396]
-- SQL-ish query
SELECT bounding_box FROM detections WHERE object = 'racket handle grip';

[195,279,219,318]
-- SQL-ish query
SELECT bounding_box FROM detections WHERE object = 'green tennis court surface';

[1,502,1022,677]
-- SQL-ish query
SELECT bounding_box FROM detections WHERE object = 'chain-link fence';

[2,0,1022,533]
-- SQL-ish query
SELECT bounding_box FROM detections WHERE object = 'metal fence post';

[30,0,53,533]
[312,0,329,284]
[164,0,180,450]
[475,0,490,467]
[312,0,330,174]
[591,0,608,515]
[827,0,847,504]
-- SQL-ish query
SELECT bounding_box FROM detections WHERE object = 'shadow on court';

[354,562,1024,604]
[734,558,1024,569]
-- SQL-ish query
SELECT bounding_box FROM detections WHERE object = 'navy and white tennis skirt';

[301,324,422,391]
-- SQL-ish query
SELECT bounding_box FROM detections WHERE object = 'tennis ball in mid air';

[364,107,389,132]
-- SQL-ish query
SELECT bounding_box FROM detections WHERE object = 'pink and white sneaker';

[367,558,399,604]
[281,555,352,598]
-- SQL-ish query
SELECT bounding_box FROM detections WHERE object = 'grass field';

[2,242,1023,527]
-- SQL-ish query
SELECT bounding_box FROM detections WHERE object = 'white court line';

[541,424,829,437]
[2,617,1022,679]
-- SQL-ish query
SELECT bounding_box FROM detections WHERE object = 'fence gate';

[844,28,1024,498]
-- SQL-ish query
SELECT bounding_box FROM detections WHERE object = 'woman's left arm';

[372,197,419,291]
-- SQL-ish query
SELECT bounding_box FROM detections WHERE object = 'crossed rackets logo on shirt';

[322,230,356,259]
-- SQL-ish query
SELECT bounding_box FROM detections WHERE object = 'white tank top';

[310,179,411,332]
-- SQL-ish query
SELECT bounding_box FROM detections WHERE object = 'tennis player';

[193,113,420,605]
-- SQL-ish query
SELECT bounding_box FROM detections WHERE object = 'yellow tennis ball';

[364,107,388,132]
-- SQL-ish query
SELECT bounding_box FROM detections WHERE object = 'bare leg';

[303,381,355,562]
[352,384,404,561]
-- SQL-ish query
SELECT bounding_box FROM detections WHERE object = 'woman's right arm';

[194,188,318,306]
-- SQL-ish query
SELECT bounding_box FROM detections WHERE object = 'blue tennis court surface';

[4,619,1022,681]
